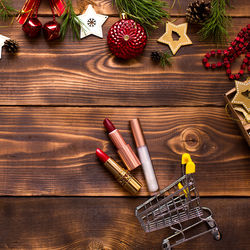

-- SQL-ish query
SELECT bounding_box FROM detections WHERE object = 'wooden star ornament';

[158,22,192,55]
[232,78,250,113]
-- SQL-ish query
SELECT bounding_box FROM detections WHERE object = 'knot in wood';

[87,239,104,250]
[181,128,201,152]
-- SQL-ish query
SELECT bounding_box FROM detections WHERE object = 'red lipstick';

[96,148,109,163]
[103,118,116,133]
[103,118,141,171]
[96,148,142,194]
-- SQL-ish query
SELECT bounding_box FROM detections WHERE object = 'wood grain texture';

[0,197,249,250]
[9,0,250,16]
[0,18,249,106]
[0,107,248,196]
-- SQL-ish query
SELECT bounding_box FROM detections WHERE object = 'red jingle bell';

[107,16,147,59]
[43,21,60,41]
[22,18,42,38]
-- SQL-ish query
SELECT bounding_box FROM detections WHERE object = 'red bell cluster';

[202,24,250,80]
[20,0,62,41]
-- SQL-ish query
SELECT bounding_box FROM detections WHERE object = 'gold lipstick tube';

[104,158,142,195]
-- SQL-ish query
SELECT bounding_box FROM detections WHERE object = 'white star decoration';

[0,34,10,59]
[77,5,108,39]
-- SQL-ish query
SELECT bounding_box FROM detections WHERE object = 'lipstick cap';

[118,144,141,171]
[130,118,146,148]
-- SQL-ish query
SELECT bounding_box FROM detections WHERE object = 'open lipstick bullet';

[103,118,141,171]
[96,148,142,194]
[130,118,159,193]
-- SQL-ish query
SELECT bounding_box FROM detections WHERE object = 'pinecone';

[186,0,211,24]
[151,51,162,63]
[4,39,19,54]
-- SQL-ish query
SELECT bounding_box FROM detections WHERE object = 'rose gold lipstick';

[103,118,141,171]
[96,148,142,194]
[130,118,159,192]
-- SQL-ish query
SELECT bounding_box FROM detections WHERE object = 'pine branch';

[114,0,169,30]
[60,0,86,40]
[0,0,17,21]
[160,51,172,67]
[198,0,231,44]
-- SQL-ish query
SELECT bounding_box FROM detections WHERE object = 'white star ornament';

[0,34,10,59]
[77,5,108,39]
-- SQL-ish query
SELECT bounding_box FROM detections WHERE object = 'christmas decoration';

[17,0,65,25]
[0,34,9,59]
[234,106,250,123]
[77,5,108,39]
[199,0,231,44]
[186,0,211,24]
[4,39,19,54]
[158,22,192,55]
[232,79,250,113]
[20,0,62,41]
[224,78,250,147]
[43,20,60,41]
[22,17,42,38]
[43,0,61,41]
[151,51,172,67]
[0,0,18,20]
[202,24,250,80]
[107,15,147,59]
[60,0,83,40]
[151,51,161,63]
[114,0,169,30]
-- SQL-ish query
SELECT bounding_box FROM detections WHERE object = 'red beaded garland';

[107,18,147,59]
[202,24,250,80]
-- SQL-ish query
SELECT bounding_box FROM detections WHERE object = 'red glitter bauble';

[107,19,147,59]
[43,21,60,41]
[22,18,42,38]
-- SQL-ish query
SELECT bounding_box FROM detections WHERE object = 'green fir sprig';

[114,0,170,30]
[199,0,231,44]
[0,0,17,21]
[160,51,172,67]
[60,0,85,40]
[151,51,172,68]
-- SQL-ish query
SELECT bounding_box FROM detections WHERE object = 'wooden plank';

[0,197,249,249]
[0,18,249,106]
[0,106,248,196]
[9,0,250,16]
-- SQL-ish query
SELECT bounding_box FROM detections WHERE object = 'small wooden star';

[232,78,250,113]
[77,5,108,39]
[158,22,192,55]
[0,34,10,59]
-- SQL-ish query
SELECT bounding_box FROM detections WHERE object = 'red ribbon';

[51,0,66,16]
[17,0,66,25]
[17,0,37,24]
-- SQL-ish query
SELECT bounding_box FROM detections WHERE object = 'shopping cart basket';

[135,153,221,250]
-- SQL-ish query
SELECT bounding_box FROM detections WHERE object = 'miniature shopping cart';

[135,153,221,250]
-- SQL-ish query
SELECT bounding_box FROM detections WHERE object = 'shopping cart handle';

[181,153,192,165]
[186,161,196,174]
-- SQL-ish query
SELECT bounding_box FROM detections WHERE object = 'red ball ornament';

[22,18,42,38]
[43,21,60,41]
[107,18,147,59]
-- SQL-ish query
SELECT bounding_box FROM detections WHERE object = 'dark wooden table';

[0,0,249,249]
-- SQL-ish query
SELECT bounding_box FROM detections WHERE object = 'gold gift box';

[224,88,250,147]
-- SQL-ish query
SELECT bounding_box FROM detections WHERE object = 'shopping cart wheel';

[162,239,171,250]
[211,227,222,241]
